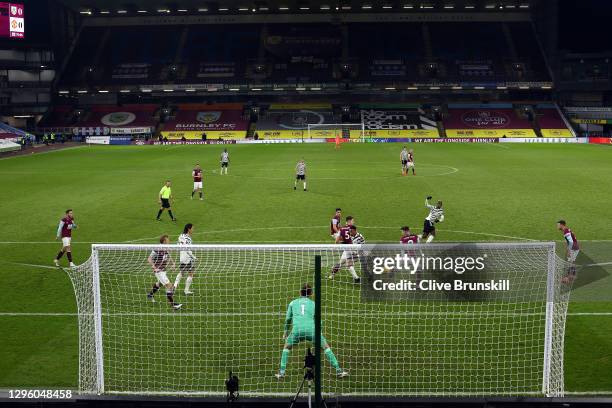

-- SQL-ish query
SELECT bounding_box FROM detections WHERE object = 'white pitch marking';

[3,262,64,270]
[0,145,86,161]
[1,311,611,317]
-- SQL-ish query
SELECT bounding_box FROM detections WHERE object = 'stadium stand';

[443,103,537,138]
[58,21,550,88]
[254,103,338,139]
[358,104,439,138]
[161,103,249,140]
[536,104,575,137]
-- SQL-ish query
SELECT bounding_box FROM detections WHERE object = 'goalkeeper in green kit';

[275,283,349,379]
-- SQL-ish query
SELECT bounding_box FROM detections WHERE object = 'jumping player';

[330,208,342,240]
[275,283,348,379]
[156,180,177,222]
[420,196,444,243]
[54,209,77,267]
[220,148,230,175]
[557,220,580,283]
[147,234,182,310]
[330,216,361,283]
[294,159,307,191]
[174,223,196,295]
[191,164,203,200]
[400,226,420,244]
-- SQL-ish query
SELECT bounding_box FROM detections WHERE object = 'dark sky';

[558,0,612,53]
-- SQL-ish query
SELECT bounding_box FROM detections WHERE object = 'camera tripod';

[288,349,329,408]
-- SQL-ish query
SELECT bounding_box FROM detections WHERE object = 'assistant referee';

[156,180,177,222]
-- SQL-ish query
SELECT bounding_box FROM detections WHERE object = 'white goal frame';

[69,242,568,397]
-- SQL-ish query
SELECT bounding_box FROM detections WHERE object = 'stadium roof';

[60,0,535,15]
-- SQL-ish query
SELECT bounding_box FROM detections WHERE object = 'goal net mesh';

[66,243,570,397]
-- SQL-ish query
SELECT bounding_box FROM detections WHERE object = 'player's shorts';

[296,174,306,180]
[180,262,195,273]
[331,232,340,241]
[423,220,435,235]
[567,249,580,263]
[161,198,171,208]
[407,161,415,168]
[61,237,71,247]
[221,162,229,168]
[193,181,203,189]
[401,160,408,166]
[286,329,329,348]
[340,250,357,264]
[155,271,170,286]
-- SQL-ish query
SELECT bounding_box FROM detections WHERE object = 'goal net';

[307,123,365,141]
[66,243,570,397]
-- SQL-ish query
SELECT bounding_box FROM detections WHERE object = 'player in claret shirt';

[330,208,342,240]
[557,220,580,283]
[54,209,77,267]
[330,216,361,283]
[147,235,182,310]
[191,163,203,201]
[407,148,416,176]
[400,226,420,244]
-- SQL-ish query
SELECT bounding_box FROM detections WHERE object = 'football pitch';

[0,142,611,395]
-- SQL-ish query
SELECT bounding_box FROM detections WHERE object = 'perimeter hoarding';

[0,3,24,39]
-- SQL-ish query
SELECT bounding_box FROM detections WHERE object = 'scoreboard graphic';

[0,3,24,39]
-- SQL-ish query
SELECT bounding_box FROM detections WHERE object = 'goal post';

[66,242,571,397]
[306,123,366,141]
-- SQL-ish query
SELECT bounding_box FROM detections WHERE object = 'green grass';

[0,142,611,396]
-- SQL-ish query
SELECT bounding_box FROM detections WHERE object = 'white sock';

[303,182,306,190]
[185,276,193,292]
[426,235,435,243]
[174,272,182,288]
[349,266,359,279]
[418,234,423,239]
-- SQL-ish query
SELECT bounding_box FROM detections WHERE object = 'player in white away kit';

[400,146,409,176]
[220,149,230,175]
[557,220,580,283]
[294,159,307,191]
[420,196,444,243]
[174,223,196,295]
